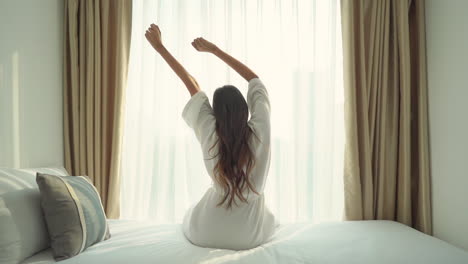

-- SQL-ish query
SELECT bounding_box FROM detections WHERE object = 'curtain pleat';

[63,0,132,219]
[340,0,432,234]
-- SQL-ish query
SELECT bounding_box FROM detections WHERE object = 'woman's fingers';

[192,37,213,52]
[147,24,161,37]
[195,38,205,48]
[192,41,202,51]
[192,42,199,51]
[146,30,154,38]
[193,39,200,47]
[145,31,152,40]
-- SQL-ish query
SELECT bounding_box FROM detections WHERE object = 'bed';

[2,168,467,264]
[22,219,468,264]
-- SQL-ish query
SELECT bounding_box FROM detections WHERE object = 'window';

[121,0,344,224]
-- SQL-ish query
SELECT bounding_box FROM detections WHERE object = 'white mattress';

[22,220,468,264]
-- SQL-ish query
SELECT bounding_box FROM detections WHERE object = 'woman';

[145,24,277,250]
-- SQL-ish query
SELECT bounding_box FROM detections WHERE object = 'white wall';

[0,0,64,168]
[426,0,468,251]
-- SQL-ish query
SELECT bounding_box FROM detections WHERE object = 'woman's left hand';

[192,37,218,53]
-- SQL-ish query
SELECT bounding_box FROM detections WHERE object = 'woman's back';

[181,78,276,250]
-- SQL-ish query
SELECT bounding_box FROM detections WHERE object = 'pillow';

[0,167,69,264]
[0,199,21,264]
[36,173,110,260]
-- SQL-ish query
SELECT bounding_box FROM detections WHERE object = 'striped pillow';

[36,173,110,260]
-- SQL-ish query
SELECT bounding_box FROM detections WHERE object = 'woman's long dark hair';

[210,85,258,209]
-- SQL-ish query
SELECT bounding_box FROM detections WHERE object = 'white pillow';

[0,167,69,263]
[0,199,21,264]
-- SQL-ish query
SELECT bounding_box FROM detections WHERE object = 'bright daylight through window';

[121,0,344,224]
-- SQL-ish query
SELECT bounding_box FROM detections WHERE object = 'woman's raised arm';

[145,24,200,96]
[191,37,258,82]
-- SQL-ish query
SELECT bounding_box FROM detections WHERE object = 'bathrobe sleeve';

[247,78,271,143]
[182,91,217,154]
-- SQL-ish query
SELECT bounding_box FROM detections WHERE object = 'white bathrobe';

[181,78,277,250]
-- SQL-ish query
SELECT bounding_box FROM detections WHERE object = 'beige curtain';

[340,0,432,234]
[63,0,132,219]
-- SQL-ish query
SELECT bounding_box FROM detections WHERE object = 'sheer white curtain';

[121,0,344,224]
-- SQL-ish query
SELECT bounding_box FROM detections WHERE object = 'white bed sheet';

[22,220,468,264]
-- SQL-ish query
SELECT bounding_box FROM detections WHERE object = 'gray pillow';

[36,173,111,260]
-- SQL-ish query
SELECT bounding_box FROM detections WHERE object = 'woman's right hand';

[191,37,218,53]
[145,24,163,51]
